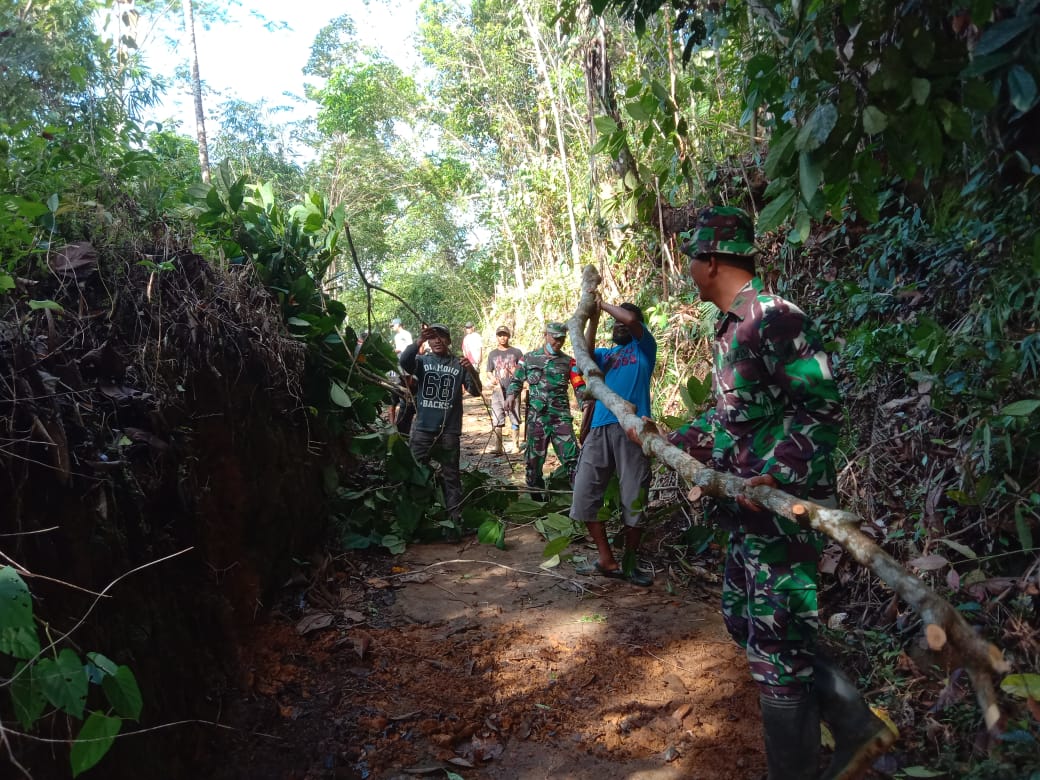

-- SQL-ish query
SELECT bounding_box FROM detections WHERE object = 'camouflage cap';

[427,323,451,337]
[681,206,758,258]
[495,325,511,336]
[545,322,567,338]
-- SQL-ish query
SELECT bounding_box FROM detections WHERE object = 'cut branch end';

[925,623,948,651]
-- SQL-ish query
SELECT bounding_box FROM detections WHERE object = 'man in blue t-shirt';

[570,300,657,586]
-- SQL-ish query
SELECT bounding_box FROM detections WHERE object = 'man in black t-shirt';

[485,325,524,454]
[399,324,481,525]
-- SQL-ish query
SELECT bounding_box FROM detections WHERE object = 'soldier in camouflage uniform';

[505,322,586,501]
[667,207,896,780]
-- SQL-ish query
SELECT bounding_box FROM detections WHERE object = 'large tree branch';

[567,265,1008,731]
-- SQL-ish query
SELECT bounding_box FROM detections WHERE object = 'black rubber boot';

[815,656,898,780]
[759,693,820,780]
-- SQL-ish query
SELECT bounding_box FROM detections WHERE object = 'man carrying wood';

[669,206,896,779]
[570,300,657,587]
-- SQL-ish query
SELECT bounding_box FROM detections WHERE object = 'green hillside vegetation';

[1,0,1038,777]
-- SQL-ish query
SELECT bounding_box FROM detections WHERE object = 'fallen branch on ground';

[566,264,1009,731]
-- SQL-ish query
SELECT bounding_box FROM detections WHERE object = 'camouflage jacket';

[669,278,841,532]
[506,346,586,417]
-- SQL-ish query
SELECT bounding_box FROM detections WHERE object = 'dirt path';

[217,394,766,780]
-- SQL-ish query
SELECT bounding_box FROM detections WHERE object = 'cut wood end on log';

[925,623,947,651]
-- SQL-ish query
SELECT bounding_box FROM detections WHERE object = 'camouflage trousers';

[524,410,579,497]
[721,529,824,696]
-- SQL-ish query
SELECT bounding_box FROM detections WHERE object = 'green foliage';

[210,98,306,198]
[1,566,143,776]
[330,431,514,552]
[312,60,421,145]
[187,164,394,429]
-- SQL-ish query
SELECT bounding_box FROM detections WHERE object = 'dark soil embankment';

[1,248,336,778]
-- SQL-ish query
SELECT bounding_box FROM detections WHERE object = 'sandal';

[576,561,653,587]
[575,561,624,579]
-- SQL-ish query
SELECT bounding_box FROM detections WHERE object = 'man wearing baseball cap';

[505,322,586,500]
[485,325,523,454]
[666,205,895,779]
[399,323,481,532]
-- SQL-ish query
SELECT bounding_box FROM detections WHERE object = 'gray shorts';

[569,423,651,527]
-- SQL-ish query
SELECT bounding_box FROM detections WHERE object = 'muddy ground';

[210,395,784,779]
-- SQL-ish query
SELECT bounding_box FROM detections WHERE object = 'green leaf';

[940,104,973,141]
[287,316,311,327]
[1008,65,1038,112]
[625,101,651,121]
[757,189,795,233]
[1014,505,1034,552]
[37,649,88,718]
[764,127,798,179]
[205,187,223,212]
[101,666,143,721]
[539,554,561,570]
[938,538,977,560]
[686,374,711,406]
[70,712,121,777]
[914,113,943,168]
[86,652,118,680]
[900,768,946,778]
[962,79,997,111]
[1000,399,1040,416]
[789,209,811,244]
[505,497,546,516]
[349,432,383,457]
[28,299,65,312]
[593,115,618,135]
[1001,673,1040,700]
[799,151,823,206]
[0,272,15,292]
[851,182,880,223]
[11,662,47,730]
[862,106,888,135]
[650,80,670,104]
[330,382,353,408]
[228,177,247,212]
[973,16,1038,57]
[910,78,931,105]
[0,566,34,630]
[46,193,59,213]
[477,519,505,547]
[794,103,837,152]
[542,535,572,559]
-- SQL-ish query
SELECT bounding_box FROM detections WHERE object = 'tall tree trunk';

[181,0,210,183]
[521,4,581,269]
